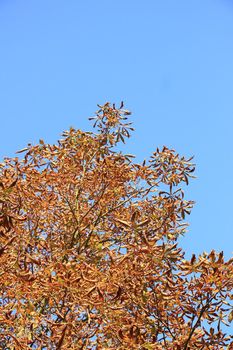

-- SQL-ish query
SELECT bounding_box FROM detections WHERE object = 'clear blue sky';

[0,0,233,258]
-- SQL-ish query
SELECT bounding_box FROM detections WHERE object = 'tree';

[0,103,233,350]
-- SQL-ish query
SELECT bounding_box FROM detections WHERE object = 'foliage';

[0,103,233,349]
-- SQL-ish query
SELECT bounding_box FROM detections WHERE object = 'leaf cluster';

[0,103,232,349]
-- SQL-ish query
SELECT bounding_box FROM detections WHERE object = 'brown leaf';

[114,218,131,228]
[57,325,67,349]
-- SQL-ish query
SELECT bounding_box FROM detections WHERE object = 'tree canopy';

[0,103,233,349]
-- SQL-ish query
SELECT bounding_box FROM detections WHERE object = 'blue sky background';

[0,0,233,259]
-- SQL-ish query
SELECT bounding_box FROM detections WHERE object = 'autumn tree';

[0,103,233,349]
